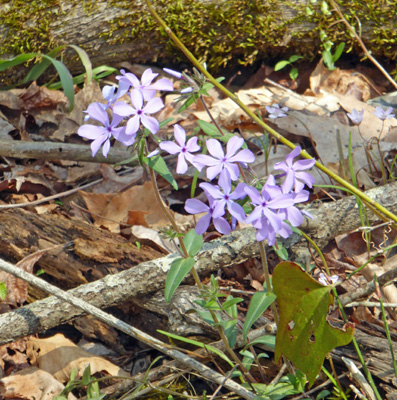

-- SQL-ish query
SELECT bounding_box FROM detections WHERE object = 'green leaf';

[0,282,7,301]
[159,117,174,129]
[178,93,199,112]
[143,154,178,190]
[158,330,234,367]
[164,257,195,302]
[245,334,275,351]
[273,242,289,261]
[82,364,91,386]
[332,42,345,63]
[290,67,299,81]
[273,262,354,387]
[222,297,244,313]
[274,60,290,71]
[68,44,92,85]
[322,50,335,71]
[243,291,276,342]
[41,55,74,111]
[24,46,66,83]
[0,53,37,72]
[183,229,203,257]
[222,319,238,347]
[289,55,303,63]
[196,119,224,137]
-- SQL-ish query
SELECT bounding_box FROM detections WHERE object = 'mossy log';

[1,0,397,85]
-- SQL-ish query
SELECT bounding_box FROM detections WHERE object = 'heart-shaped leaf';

[273,262,354,387]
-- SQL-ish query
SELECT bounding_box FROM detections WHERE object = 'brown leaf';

[26,334,129,383]
[19,81,68,110]
[0,367,77,400]
[0,244,66,307]
[79,181,172,233]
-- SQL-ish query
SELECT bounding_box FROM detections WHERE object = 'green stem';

[258,241,279,325]
[144,0,397,225]
[147,155,256,383]
[376,277,397,379]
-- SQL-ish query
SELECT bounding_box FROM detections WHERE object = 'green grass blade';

[0,53,37,72]
[68,44,92,85]
[41,55,74,111]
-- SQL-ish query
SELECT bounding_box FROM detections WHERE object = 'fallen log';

[1,0,396,84]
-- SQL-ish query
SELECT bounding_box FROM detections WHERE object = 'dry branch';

[0,142,133,165]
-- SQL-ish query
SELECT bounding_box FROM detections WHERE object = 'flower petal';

[225,136,244,157]
[143,97,164,114]
[159,141,181,154]
[206,139,224,159]
[195,214,211,235]
[141,115,160,134]
[173,124,186,147]
[86,102,109,125]
[185,198,209,214]
[126,115,141,135]
[176,153,188,174]
[78,125,106,140]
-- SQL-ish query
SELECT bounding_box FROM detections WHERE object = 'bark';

[1,0,396,84]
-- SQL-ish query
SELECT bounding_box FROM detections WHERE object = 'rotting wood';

[0,182,395,343]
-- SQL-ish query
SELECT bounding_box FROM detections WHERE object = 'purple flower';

[347,109,364,125]
[78,102,126,157]
[113,90,164,136]
[159,124,201,174]
[200,171,247,222]
[266,104,288,119]
[185,196,232,235]
[373,106,395,120]
[274,146,315,193]
[193,137,255,181]
[252,216,292,245]
[163,68,184,80]
[244,177,295,233]
[117,68,174,101]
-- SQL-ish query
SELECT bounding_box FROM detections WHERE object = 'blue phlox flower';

[159,124,201,174]
[113,89,164,136]
[274,146,315,193]
[193,136,255,181]
[117,68,174,101]
[78,102,126,157]
[184,195,231,235]
[199,171,247,222]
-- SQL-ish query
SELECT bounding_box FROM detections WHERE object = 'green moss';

[0,0,63,55]
[1,0,396,73]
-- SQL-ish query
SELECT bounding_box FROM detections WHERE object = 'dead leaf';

[26,334,129,383]
[0,244,67,308]
[0,367,77,400]
[19,81,68,110]
[79,181,173,233]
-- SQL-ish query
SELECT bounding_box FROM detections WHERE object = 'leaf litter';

[0,59,396,397]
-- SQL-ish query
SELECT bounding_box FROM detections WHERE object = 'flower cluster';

[78,68,174,157]
[347,106,396,126]
[78,67,316,246]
